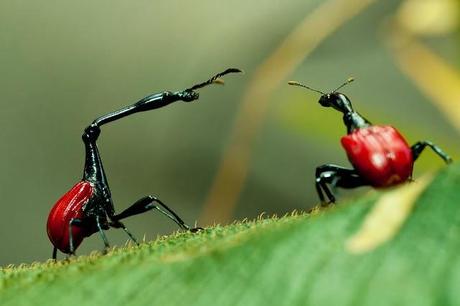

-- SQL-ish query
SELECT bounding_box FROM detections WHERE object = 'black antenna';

[332,77,354,93]
[287,81,325,95]
[185,68,243,92]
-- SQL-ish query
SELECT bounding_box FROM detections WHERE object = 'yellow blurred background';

[0,0,458,265]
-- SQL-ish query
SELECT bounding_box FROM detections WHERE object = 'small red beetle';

[288,78,452,204]
[47,68,242,259]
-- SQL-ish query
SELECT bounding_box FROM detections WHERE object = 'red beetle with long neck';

[47,68,242,259]
[288,78,452,204]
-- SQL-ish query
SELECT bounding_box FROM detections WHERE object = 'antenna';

[185,68,243,92]
[332,77,354,93]
[287,81,325,95]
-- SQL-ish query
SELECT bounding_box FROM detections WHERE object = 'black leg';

[68,218,83,256]
[95,215,110,252]
[315,164,369,204]
[112,195,202,232]
[109,220,139,245]
[411,141,453,164]
[52,247,57,260]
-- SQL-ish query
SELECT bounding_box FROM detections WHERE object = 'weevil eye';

[319,94,331,107]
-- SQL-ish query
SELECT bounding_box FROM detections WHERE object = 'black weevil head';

[289,77,355,114]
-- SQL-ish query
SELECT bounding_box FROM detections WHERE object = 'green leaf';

[1,164,460,306]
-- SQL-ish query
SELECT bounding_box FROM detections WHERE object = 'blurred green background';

[0,0,458,265]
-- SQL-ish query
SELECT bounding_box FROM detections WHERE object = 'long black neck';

[320,92,371,134]
[343,111,371,133]
[92,92,178,126]
[81,125,114,215]
[82,127,107,185]
[81,91,184,189]
[79,90,192,217]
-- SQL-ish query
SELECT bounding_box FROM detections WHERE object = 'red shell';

[47,181,94,254]
[341,125,413,187]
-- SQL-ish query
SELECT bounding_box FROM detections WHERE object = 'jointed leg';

[112,195,202,232]
[96,215,110,252]
[52,247,57,260]
[315,164,368,204]
[411,141,453,164]
[68,218,83,256]
[110,220,139,245]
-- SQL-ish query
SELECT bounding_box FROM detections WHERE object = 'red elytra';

[341,125,413,187]
[47,181,94,254]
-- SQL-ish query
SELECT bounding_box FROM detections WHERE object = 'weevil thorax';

[319,92,371,134]
[81,123,115,217]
